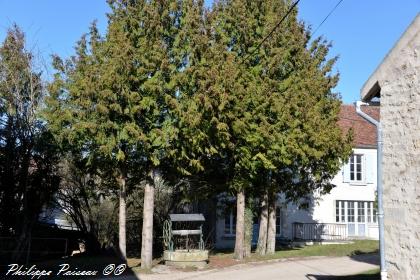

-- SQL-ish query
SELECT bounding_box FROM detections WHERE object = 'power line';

[241,0,301,64]
[241,0,344,64]
[311,0,344,37]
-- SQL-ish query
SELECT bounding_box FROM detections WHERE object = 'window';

[276,207,281,236]
[224,208,236,235]
[357,202,365,222]
[336,201,339,222]
[347,201,355,222]
[372,204,377,223]
[336,201,377,224]
[335,201,346,222]
[350,154,363,182]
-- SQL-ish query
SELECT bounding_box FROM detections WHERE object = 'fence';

[292,222,348,241]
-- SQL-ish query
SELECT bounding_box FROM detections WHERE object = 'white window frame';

[335,200,377,225]
[349,154,364,184]
[224,208,236,236]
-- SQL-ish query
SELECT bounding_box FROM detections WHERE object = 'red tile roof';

[338,105,380,148]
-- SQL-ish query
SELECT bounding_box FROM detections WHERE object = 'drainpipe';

[355,101,387,280]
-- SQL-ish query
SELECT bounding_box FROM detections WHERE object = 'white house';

[215,104,380,249]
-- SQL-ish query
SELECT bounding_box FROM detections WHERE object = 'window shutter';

[342,159,351,183]
[365,152,376,184]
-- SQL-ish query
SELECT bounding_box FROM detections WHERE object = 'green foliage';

[43,0,352,258]
[45,0,214,180]
[0,25,60,261]
[175,0,352,199]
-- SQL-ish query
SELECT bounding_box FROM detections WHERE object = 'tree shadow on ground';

[305,271,379,280]
[306,253,380,280]
[349,252,379,266]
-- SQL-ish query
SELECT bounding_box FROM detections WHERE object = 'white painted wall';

[215,148,379,248]
[281,148,379,240]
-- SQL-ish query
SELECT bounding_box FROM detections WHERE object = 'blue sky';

[0,0,419,103]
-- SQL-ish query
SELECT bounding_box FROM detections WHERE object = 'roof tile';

[338,105,380,148]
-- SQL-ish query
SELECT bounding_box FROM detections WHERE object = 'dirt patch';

[208,255,241,269]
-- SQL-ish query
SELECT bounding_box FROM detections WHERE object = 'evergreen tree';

[179,0,352,257]
[0,25,60,261]
[45,0,207,267]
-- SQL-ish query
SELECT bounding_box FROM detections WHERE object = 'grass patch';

[208,240,379,268]
[252,240,379,261]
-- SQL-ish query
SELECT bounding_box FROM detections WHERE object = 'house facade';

[215,105,380,249]
[360,13,420,280]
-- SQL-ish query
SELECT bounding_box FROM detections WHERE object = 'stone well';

[163,249,209,268]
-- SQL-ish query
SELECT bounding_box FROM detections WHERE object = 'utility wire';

[241,0,301,64]
[311,0,344,37]
[241,0,345,64]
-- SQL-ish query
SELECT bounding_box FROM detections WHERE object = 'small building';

[360,13,420,280]
[215,105,380,249]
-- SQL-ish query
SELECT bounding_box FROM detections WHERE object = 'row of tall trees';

[0,0,352,267]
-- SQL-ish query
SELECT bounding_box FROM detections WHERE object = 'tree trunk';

[234,189,245,259]
[12,221,30,262]
[244,207,253,258]
[256,190,268,255]
[266,197,276,254]
[141,173,155,269]
[12,147,33,262]
[118,173,127,260]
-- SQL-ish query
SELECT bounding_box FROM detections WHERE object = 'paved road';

[135,254,379,280]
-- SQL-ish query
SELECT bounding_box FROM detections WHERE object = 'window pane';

[348,223,355,235]
[350,155,355,180]
[367,202,372,223]
[348,202,354,222]
[358,224,366,236]
[373,206,377,223]
[276,207,281,234]
[350,155,363,182]
[358,202,365,222]
[336,201,340,222]
[341,201,346,222]
[232,212,236,234]
[224,211,230,234]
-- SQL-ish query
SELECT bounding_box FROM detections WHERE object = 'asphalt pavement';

[132,254,379,280]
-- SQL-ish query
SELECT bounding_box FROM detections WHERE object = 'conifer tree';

[46,0,209,267]
[179,0,352,257]
[0,25,60,261]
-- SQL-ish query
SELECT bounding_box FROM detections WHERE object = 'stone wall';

[380,28,420,279]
